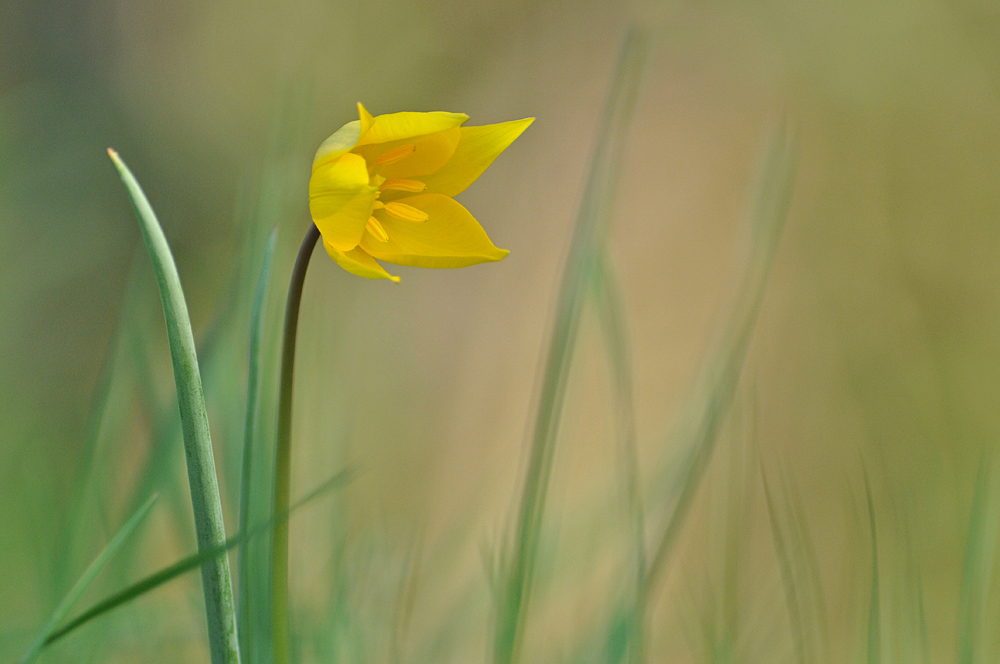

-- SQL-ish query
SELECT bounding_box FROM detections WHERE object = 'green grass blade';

[50,273,129,598]
[589,251,646,583]
[638,124,796,618]
[18,494,158,664]
[57,254,160,593]
[107,148,240,664]
[783,475,829,660]
[494,27,649,664]
[957,453,999,664]
[238,227,277,663]
[43,467,355,650]
[761,464,807,664]
[589,251,647,663]
[863,472,881,664]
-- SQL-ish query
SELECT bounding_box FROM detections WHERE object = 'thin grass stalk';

[635,125,796,634]
[761,463,809,664]
[589,252,647,663]
[271,222,321,664]
[43,467,353,650]
[494,27,648,664]
[957,452,1000,663]
[238,228,277,663]
[863,472,881,664]
[118,264,244,579]
[51,262,138,599]
[18,494,158,664]
[589,252,646,585]
[781,469,830,660]
[108,149,241,664]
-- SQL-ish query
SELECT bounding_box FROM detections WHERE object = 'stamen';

[372,200,385,209]
[366,216,389,242]
[374,144,416,166]
[384,202,429,222]
[381,179,426,193]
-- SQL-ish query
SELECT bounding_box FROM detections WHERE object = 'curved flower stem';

[271,222,321,664]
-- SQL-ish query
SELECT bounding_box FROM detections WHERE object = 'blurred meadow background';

[4,0,1000,662]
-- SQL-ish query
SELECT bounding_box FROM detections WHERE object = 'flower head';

[309,103,533,282]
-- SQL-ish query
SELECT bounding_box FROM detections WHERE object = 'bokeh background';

[4,0,1000,662]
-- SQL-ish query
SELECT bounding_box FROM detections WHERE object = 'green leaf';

[107,148,240,664]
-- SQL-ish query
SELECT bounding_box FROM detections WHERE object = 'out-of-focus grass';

[6,1,1000,663]
[19,493,159,664]
[492,27,648,664]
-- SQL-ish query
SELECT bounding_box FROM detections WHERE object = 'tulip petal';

[325,242,400,282]
[360,193,509,268]
[355,110,467,147]
[310,152,370,193]
[309,153,378,251]
[313,120,363,169]
[358,102,375,138]
[421,118,534,197]
[354,127,461,180]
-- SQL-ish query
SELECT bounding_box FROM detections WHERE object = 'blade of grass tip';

[760,462,808,664]
[867,443,930,664]
[781,468,829,662]
[494,26,649,664]
[897,499,930,664]
[957,452,1000,664]
[390,536,425,664]
[44,467,356,650]
[862,469,880,664]
[107,148,240,664]
[19,494,158,664]
[238,227,277,663]
[636,124,796,621]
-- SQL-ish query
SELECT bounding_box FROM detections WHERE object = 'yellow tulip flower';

[309,103,533,282]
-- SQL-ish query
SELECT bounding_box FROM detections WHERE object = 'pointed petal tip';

[513,117,535,133]
[358,103,375,138]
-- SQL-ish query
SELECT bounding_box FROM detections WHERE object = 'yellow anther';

[371,200,385,209]
[374,144,416,166]
[366,216,389,242]
[381,179,426,193]
[384,201,429,222]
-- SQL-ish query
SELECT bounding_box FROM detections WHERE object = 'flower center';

[366,216,389,242]
[383,202,428,222]
[381,179,425,192]
[363,152,430,243]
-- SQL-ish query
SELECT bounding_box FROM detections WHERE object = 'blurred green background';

[4,0,1000,662]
